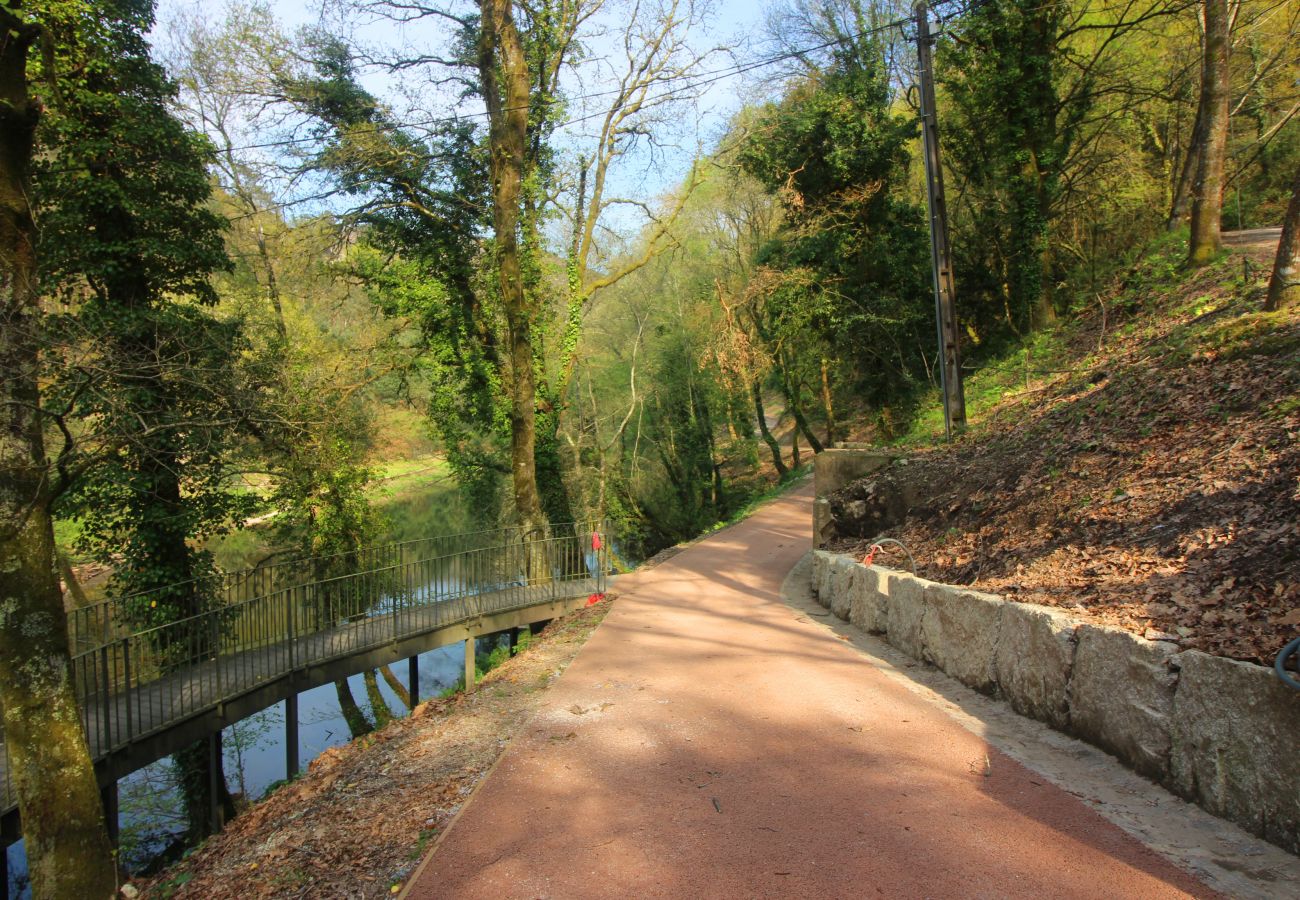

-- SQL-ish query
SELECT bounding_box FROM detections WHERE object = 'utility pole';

[914,1,966,439]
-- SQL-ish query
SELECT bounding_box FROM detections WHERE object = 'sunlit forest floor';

[829,236,1298,664]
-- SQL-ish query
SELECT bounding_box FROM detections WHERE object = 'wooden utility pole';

[914,1,966,439]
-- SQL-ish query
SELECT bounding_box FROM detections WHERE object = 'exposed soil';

[135,599,612,899]
[828,243,1300,665]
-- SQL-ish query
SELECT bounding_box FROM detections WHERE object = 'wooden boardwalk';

[0,576,601,821]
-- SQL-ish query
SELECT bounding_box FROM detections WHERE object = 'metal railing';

[1,522,609,817]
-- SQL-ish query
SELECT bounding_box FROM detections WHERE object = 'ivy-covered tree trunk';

[173,738,236,842]
[0,10,117,896]
[478,0,548,543]
[1188,0,1231,266]
[1265,168,1300,311]
[535,408,576,525]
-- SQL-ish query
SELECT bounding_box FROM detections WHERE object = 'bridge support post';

[285,694,299,780]
[408,655,419,709]
[100,781,119,846]
[209,732,225,834]
[509,627,520,655]
[464,637,475,692]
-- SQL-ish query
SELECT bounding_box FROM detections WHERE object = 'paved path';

[1222,226,1281,249]
[406,484,1211,899]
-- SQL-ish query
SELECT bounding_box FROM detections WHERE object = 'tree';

[1187,0,1231,265]
[939,0,1077,329]
[0,2,119,895]
[1264,169,1300,311]
[739,21,930,432]
[476,0,549,536]
[37,0,244,843]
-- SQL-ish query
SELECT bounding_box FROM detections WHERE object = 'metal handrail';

[2,521,610,817]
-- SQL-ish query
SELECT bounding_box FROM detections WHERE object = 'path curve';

[404,483,1211,899]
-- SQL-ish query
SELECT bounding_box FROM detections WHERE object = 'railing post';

[211,610,221,702]
[122,638,132,743]
[99,645,111,754]
[288,585,296,671]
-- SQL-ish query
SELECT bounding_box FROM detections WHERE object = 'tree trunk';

[820,358,836,447]
[363,670,393,729]
[0,15,117,897]
[778,361,824,455]
[752,382,787,478]
[478,0,547,541]
[173,738,237,843]
[1188,0,1231,266]
[1265,168,1300,311]
[1168,102,1203,230]
[334,678,373,739]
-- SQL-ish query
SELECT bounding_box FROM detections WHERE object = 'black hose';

[1276,636,1300,691]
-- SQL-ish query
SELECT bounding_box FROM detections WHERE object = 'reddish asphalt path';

[405,483,1211,899]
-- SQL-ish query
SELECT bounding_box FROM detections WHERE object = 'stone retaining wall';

[811,550,1300,855]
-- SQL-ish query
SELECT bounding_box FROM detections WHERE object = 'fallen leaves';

[831,282,1300,665]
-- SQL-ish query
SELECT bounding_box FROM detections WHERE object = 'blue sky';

[153,0,787,235]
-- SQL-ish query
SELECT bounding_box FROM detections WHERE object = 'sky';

[149,0,790,231]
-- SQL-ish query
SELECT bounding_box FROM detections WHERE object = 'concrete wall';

[810,550,1300,856]
[811,449,897,549]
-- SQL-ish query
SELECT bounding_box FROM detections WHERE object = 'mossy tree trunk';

[0,10,117,896]
[1188,0,1231,266]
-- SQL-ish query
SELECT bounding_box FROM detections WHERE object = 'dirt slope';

[828,240,1299,665]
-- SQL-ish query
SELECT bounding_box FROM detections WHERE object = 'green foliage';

[738,22,931,412]
[938,0,1078,332]
[36,0,245,638]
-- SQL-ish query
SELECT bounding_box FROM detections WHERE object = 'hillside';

[827,236,1300,665]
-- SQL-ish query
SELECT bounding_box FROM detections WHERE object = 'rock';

[996,603,1080,730]
[848,566,890,634]
[120,885,140,900]
[1170,651,1300,854]
[829,555,854,621]
[1069,624,1179,781]
[826,468,919,541]
[811,551,832,607]
[885,572,929,659]
[921,584,1003,695]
